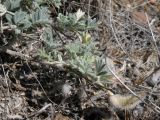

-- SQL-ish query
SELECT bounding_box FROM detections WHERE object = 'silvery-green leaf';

[58,54,63,62]
[4,0,21,10]
[14,10,26,23]
[76,9,85,22]
[0,4,7,16]
[31,7,51,25]
[53,0,62,8]
[5,14,13,23]
[15,28,21,34]
[86,18,97,29]
[95,58,108,76]
[13,10,31,29]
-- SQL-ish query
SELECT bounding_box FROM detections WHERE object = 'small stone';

[61,83,72,98]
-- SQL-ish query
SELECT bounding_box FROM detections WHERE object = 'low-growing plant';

[0,0,110,86]
[39,8,111,84]
[57,9,97,31]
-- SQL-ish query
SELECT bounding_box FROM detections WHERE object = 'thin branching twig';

[145,12,160,66]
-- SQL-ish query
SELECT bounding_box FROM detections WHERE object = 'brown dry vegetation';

[0,0,160,120]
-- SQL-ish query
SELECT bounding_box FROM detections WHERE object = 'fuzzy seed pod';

[109,92,146,110]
